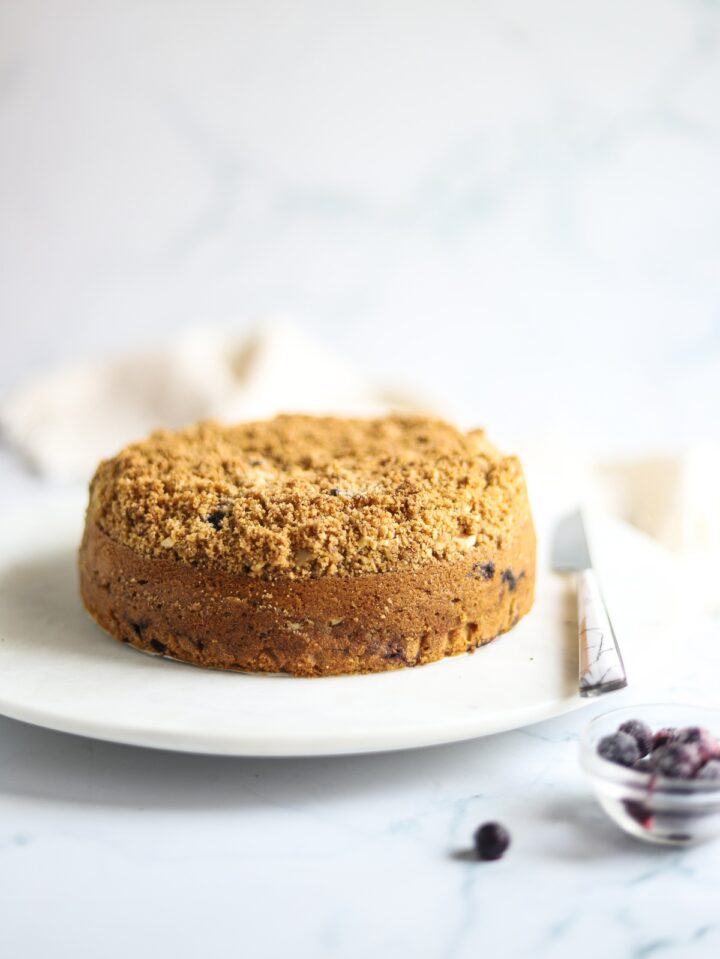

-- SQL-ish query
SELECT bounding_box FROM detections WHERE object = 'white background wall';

[1,0,719,453]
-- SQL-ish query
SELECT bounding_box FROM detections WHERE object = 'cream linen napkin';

[522,443,720,616]
[0,323,449,482]
[1,323,718,613]
[593,449,720,616]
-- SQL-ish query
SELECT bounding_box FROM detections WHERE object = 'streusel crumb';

[87,415,527,579]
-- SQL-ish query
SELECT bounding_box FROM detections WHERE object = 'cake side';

[79,509,535,676]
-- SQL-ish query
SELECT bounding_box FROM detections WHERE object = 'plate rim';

[0,684,586,756]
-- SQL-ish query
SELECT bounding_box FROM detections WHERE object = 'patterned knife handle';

[578,568,627,697]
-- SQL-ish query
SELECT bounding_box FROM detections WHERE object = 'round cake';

[79,415,536,676]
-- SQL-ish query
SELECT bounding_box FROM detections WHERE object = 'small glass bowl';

[580,704,720,846]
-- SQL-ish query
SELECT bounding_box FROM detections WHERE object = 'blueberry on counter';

[474,822,511,861]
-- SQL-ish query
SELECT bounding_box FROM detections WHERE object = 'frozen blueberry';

[618,719,653,756]
[648,742,702,779]
[674,727,720,761]
[674,726,704,743]
[597,732,641,768]
[696,760,720,781]
[652,728,677,751]
[474,822,511,861]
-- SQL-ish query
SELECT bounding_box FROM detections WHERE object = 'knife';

[552,509,628,697]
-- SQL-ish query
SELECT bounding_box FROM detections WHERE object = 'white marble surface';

[1,1,720,956]
[3,676,720,959]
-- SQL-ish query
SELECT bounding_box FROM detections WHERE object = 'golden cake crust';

[79,415,536,676]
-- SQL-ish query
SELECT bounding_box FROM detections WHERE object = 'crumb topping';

[87,415,529,579]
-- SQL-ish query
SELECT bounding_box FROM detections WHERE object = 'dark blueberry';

[648,742,702,779]
[384,649,407,663]
[474,822,510,861]
[696,760,720,781]
[328,488,340,496]
[205,509,227,531]
[501,569,520,591]
[470,561,495,581]
[674,727,720,760]
[129,620,148,639]
[597,731,641,768]
[652,728,677,751]
[623,799,654,829]
[150,639,167,654]
[618,719,653,756]
[674,726,704,744]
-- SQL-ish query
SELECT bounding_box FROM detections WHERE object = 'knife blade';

[552,509,628,697]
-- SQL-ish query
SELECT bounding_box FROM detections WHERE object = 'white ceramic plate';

[0,492,613,756]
